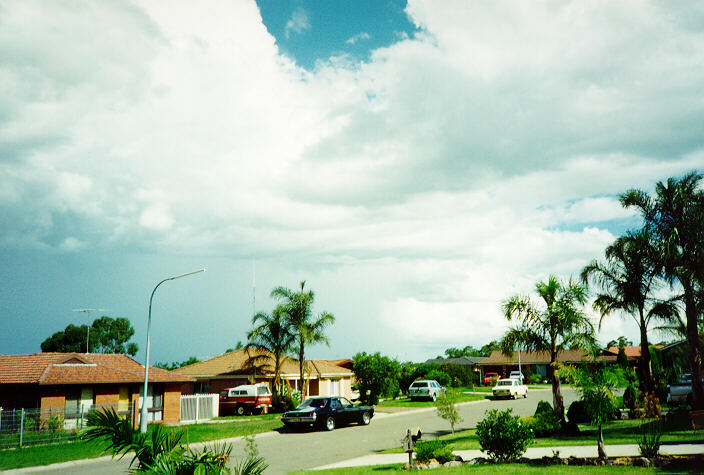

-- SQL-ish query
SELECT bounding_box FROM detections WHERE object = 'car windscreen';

[498,380,514,386]
[411,382,428,387]
[257,386,270,395]
[297,398,328,409]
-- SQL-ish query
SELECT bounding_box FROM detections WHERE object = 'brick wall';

[95,385,120,405]
[40,387,65,411]
[208,378,250,394]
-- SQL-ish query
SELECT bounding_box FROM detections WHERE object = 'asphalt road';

[17,388,579,475]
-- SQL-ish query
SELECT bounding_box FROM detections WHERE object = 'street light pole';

[140,269,204,433]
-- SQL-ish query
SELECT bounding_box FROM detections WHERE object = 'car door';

[338,397,356,423]
[329,397,345,425]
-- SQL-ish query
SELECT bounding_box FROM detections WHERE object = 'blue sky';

[257,0,419,69]
[1,1,703,365]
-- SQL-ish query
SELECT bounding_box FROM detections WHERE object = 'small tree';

[435,390,463,434]
[564,362,618,460]
[352,352,400,405]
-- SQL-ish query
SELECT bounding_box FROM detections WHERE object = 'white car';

[409,380,444,401]
[509,371,525,383]
[492,378,528,399]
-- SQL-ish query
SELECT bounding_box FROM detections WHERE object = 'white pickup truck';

[492,378,528,399]
[667,374,701,404]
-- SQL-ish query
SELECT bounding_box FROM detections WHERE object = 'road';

[19,388,579,475]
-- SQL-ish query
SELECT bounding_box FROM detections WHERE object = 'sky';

[1,0,703,365]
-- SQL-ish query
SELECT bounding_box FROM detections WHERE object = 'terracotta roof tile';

[173,348,353,378]
[604,345,663,359]
[0,353,193,385]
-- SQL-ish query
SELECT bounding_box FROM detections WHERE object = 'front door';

[330,379,340,397]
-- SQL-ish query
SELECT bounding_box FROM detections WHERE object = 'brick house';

[174,348,355,400]
[476,349,617,381]
[0,352,193,425]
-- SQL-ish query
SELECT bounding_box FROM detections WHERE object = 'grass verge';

[380,416,703,454]
[0,414,283,470]
[0,440,107,471]
[377,390,487,408]
[290,463,659,473]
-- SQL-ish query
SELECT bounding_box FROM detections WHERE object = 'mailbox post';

[402,427,422,467]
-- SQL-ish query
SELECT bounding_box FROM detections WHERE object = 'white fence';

[180,394,218,423]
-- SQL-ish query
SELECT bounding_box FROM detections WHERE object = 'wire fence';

[0,402,136,449]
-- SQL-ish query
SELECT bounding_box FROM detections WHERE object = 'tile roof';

[173,348,353,378]
[424,356,486,366]
[0,353,193,385]
[604,345,664,359]
[477,349,616,365]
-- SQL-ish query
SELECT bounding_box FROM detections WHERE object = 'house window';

[140,384,164,422]
[65,387,81,419]
[308,379,319,396]
[330,379,340,396]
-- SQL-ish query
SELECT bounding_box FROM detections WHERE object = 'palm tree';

[270,281,335,398]
[581,230,675,393]
[621,171,704,408]
[501,276,596,424]
[246,305,296,403]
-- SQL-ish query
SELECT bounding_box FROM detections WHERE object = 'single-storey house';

[424,356,486,367]
[174,348,355,400]
[476,349,617,380]
[0,352,193,426]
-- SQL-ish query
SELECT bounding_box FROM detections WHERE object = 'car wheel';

[360,411,371,425]
[236,405,245,416]
[325,416,336,431]
[431,393,437,402]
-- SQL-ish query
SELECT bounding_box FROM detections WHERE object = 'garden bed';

[410,453,704,470]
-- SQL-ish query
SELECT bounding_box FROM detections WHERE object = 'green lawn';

[0,440,108,471]
[291,463,659,474]
[380,416,703,454]
[0,415,284,470]
[377,389,488,407]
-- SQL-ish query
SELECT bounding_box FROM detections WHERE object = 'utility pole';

[72,308,109,353]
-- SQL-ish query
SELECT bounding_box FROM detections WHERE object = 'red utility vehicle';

[219,383,272,416]
[483,372,500,386]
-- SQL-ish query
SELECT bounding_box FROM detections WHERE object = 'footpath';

[311,443,704,470]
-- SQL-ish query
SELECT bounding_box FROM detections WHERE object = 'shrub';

[567,400,589,424]
[425,369,452,387]
[476,409,534,462]
[529,374,543,384]
[414,439,449,464]
[521,412,561,438]
[534,400,553,417]
[623,385,638,412]
[640,392,662,419]
[533,411,561,437]
[439,363,476,387]
[433,445,455,464]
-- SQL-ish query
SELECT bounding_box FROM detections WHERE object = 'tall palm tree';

[246,305,296,402]
[270,281,335,398]
[621,171,704,408]
[501,276,596,424]
[581,230,675,393]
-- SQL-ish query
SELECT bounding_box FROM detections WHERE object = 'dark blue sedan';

[282,396,374,431]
